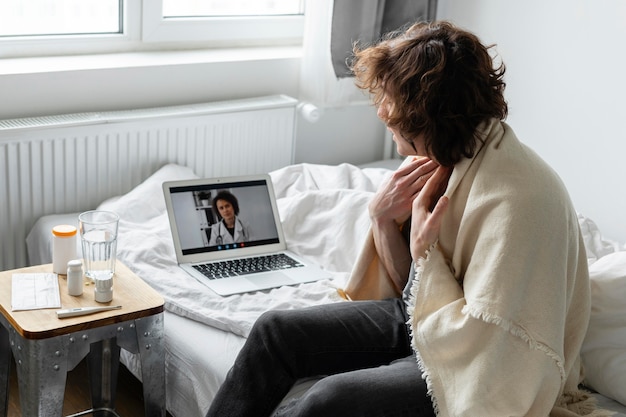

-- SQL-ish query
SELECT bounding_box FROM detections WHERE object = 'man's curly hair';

[351,21,507,167]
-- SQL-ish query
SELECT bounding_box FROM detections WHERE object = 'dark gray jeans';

[206,298,435,417]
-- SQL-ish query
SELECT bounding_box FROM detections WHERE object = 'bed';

[26,161,626,416]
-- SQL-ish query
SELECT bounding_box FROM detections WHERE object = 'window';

[0,0,304,58]
[162,0,304,18]
[0,0,121,37]
[143,0,304,44]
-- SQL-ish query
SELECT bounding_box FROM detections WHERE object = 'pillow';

[581,251,626,406]
[577,213,623,264]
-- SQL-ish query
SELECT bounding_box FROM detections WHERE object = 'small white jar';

[52,225,77,275]
[94,276,113,303]
[67,259,84,296]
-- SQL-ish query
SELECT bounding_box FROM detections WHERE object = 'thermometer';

[57,305,122,319]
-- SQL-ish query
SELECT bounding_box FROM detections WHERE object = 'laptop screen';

[167,179,280,256]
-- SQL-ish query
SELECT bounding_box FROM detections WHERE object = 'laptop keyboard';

[192,253,304,280]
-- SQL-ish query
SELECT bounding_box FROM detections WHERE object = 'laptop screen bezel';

[162,174,288,264]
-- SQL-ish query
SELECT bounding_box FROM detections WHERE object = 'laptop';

[162,174,332,295]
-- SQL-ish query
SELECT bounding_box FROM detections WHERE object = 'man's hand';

[410,166,452,260]
[369,157,439,227]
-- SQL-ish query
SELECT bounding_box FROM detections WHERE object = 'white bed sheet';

[26,161,626,417]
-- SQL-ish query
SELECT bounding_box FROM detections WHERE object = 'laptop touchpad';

[248,272,294,289]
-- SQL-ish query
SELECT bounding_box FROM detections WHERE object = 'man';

[207,21,597,417]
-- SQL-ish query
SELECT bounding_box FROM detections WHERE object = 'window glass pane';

[163,0,304,18]
[0,0,121,37]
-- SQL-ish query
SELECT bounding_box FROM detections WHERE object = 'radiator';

[0,95,298,271]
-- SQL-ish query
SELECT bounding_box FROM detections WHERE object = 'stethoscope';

[214,217,248,245]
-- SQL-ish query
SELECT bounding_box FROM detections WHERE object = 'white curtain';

[299,0,365,107]
[299,0,436,107]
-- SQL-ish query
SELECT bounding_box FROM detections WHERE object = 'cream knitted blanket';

[345,120,610,416]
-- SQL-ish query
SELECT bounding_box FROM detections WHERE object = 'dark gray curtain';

[331,0,437,78]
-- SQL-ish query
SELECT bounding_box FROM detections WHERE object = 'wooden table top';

[0,261,164,340]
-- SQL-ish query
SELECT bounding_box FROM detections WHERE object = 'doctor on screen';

[208,190,250,246]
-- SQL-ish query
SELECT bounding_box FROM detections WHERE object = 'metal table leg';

[11,334,70,416]
[0,313,165,417]
[136,314,166,417]
[0,326,11,416]
[88,339,121,417]
[117,313,166,417]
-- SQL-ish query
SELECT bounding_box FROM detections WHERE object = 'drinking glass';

[79,210,119,281]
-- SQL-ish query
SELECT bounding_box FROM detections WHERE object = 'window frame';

[143,0,304,44]
[0,0,304,58]
[0,1,140,58]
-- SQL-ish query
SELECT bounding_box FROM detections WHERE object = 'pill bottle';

[67,259,84,296]
[94,276,113,303]
[52,225,77,275]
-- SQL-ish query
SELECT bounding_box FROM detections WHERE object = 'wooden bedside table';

[0,261,165,417]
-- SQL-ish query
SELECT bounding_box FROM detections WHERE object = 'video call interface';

[170,180,280,255]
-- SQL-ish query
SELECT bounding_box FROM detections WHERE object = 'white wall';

[438,0,626,243]
[296,103,384,165]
